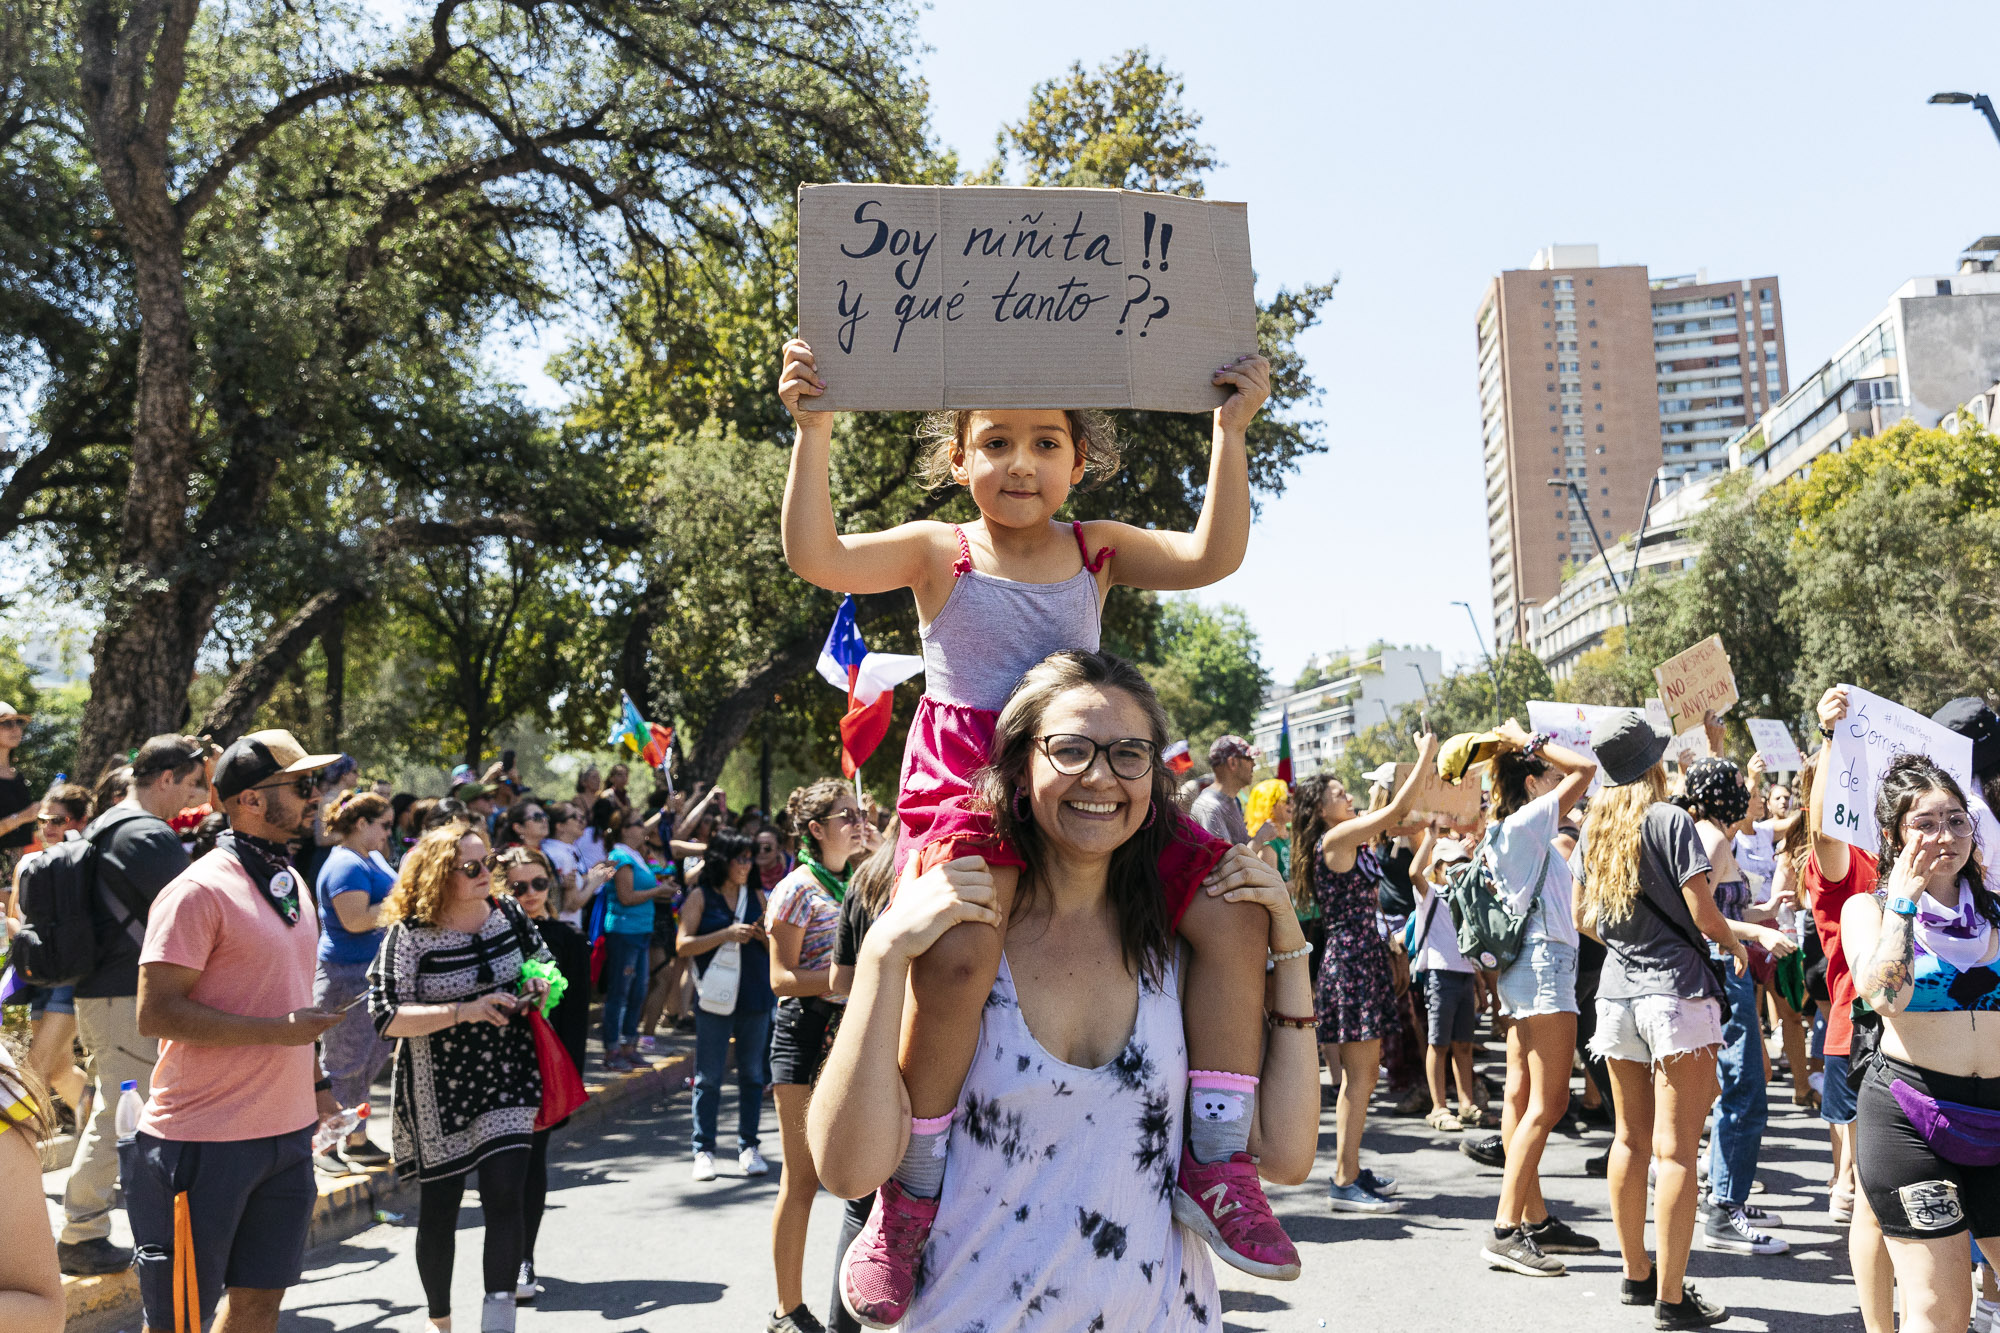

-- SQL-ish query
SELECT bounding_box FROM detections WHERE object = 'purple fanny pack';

[1891,1078,2000,1167]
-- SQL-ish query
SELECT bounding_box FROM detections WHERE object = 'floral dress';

[1313,845,1396,1045]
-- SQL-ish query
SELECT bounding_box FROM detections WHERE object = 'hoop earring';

[1012,788,1032,823]
[1142,802,1157,830]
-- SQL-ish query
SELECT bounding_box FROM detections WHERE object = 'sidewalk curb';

[62,1050,693,1333]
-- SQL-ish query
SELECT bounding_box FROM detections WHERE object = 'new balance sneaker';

[1326,1179,1401,1214]
[840,1177,940,1328]
[1655,1282,1728,1329]
[1703,1202,1789,1255]
[1356,1167,1398,1197]
[1526,1213,1600,1254]
[739,1146,770,1177]
[1172,1149,1302,1279]
[691,1151,717,1182]
[1481,1226,1565,1277]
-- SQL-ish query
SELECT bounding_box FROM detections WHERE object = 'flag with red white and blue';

[817,596,923,778]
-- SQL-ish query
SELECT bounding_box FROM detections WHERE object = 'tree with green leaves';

[1137,598,1269,754]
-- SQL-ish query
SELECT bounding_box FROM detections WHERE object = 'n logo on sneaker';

[1201,1182,1238,1217]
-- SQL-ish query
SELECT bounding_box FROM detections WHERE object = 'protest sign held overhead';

[1745,719,1804,771]
[1393,761,1483,824]
[1652,635,1738,738]
[1821,684,1998,858]
[796,184,1256,413]
[1646,698,1709,765]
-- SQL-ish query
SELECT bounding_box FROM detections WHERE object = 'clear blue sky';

[913,0,2000,686]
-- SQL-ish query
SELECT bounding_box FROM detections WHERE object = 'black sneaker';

[1527,1213,1600,1254]
[342,1137,392,1167]
[1481,1226,1565,1277]
[768,1306,827,1333]
[1621,1271,1658,1306]
[514,1260,541,1304]
[1655,1282,1728,1329]
[57,1237,133,1276]
[1459,1133,1506,1168]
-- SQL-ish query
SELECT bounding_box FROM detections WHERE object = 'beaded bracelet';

[1268,944,1312,964]
[1522,731,1552,758]
[1266,1011,1317,1030]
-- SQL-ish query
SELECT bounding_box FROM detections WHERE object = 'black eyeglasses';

[731,852,754,864]
[1036,734,1156,780]
[508,876,552,895]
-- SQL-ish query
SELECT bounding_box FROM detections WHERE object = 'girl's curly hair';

[914,410,1121,491]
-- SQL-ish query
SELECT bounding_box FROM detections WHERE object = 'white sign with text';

[1822,684,1996,858]
[1745,719,1804,771]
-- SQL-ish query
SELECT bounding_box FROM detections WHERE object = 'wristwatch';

[1887,895,1919,918]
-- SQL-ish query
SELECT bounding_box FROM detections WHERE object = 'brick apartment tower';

[1475,245,1786,649]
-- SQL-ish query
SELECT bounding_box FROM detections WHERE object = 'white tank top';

[897,952,1218,1331]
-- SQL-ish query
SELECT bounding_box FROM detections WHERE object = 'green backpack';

[1443,825,1543,972]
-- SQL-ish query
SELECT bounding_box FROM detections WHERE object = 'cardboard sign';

[1525,700,1627,795]
[1745,719,1804,771]
[1822,684,1999,859]
[1394,761,1483,823]
[796,184,1257,412]
[1652,635,1738,737]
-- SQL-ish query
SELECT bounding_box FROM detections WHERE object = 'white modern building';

[1250,647,1441,776]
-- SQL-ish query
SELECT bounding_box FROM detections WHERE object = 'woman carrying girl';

[1289,742,1440,1216]
[809,651,1319,1332]
[367,824,553,1333]
[764,779,868,1333]
[1476,721,1599,1274]
[678,830,774,1184]
[780,337,1293,1308]
[1574,710,1749,1330]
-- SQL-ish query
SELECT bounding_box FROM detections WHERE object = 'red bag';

[529,1009,588,1130]
[589,935,607,988]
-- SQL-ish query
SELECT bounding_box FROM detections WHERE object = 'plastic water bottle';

[114,1080,143,1139]
[312,1101,366,1155]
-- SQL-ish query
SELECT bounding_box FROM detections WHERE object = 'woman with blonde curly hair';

[367,824,553,1333]
[1576,711,1750,1330]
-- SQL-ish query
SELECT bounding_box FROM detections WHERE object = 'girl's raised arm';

[1325,731,1442,855]
[779,338,946,595]
[1090,354,1268,591]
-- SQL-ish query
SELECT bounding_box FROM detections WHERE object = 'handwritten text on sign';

[1745,719,1804,770]
[1525,700,1628,795]
[1822,684,1996,859]
[1653,635,1738,738]
[796,184,1256,413]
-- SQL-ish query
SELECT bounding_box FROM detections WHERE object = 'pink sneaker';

[839,1177,939,1328]
[1172,1147,1302,1280]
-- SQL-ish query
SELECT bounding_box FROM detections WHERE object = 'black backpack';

[12,811,151,987]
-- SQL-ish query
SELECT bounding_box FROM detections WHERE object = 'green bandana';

[798,846,850,904]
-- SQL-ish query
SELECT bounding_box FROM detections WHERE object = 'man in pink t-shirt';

[128,730,343,1333]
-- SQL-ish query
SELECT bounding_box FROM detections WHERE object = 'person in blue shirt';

[314,790,399,1168]
[603,806,676,1071]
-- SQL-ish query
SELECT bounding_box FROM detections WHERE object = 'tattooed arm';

[1843,893,1915,1014]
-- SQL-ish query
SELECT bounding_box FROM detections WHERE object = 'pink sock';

[1189,1071,1258,1163]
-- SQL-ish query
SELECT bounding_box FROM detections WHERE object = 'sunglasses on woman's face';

[508,876,551,895]
[456,859,491,879]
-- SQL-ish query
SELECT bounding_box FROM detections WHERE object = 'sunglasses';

[1036,734,1156,780]
[257,775,320,800]
[822,809,864,828]
[456,859,492,879]
[508,876,552,895]
[37,813,71,827]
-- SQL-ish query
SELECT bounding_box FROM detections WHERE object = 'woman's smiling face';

[1024,683,1155,859]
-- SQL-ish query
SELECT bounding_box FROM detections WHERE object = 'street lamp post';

[1451,599,1502,723]
[1547,478,1622,595]
[1930,92,2000,149]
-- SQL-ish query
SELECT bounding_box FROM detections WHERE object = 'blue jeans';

[1705,954,1767,1205]
[691,1004,773,1154]
[600,931,651,1051]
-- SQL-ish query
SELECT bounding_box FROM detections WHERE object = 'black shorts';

[770,996,842,1086]
[1856,1055,2000,1240]
[124,1127,317,1325]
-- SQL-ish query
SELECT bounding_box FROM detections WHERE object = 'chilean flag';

[1276,705,1294,784]
[816,596,923,778]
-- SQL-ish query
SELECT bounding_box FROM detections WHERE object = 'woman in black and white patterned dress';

[369,823,551,1333]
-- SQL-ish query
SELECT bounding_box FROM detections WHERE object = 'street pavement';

[270,1068,1865,1333]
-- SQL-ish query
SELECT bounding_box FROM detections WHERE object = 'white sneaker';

[691,1151,717,1182]
[739,1146,770,1177]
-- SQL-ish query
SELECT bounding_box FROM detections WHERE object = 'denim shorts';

[1495,935,1578,1018]
[29,983,76,1019]
[1821,1052,1859,1125]
[1424,969,1477,1044]
[1590,994,1724,1066]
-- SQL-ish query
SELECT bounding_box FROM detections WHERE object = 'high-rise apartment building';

[1476,245,1786,648]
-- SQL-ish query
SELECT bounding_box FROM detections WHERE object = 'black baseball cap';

[1932,698,2000,780]
[213,729,340,801]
